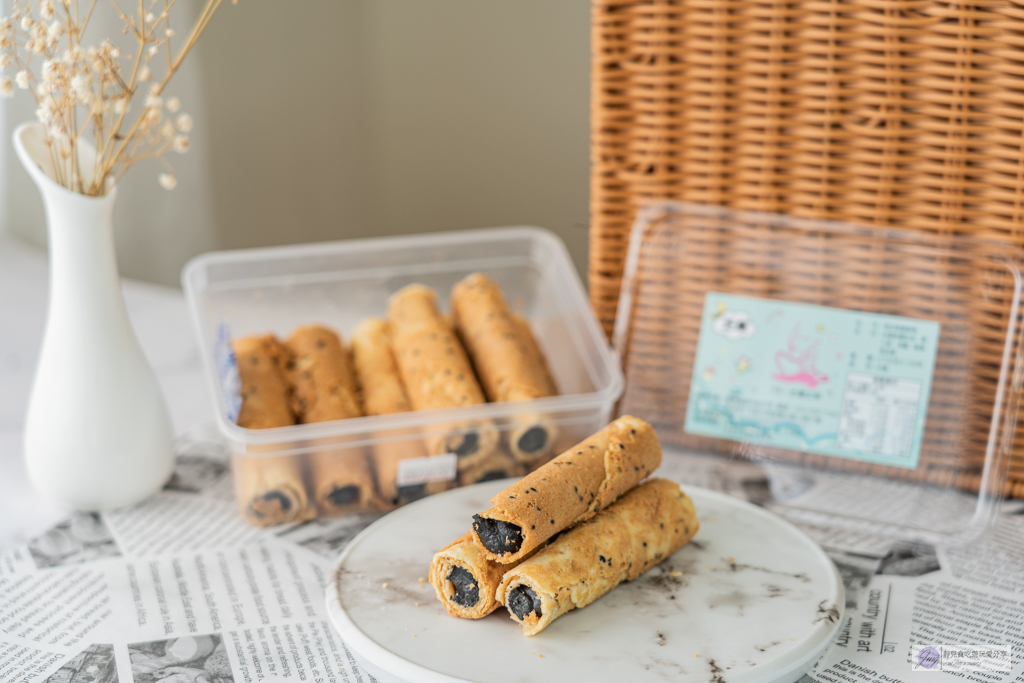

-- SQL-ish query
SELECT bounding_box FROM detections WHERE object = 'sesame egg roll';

[471,415,661,563]
[506,313,560,464]
[232,334,313,526]
[430,531,533,619]
[285,325,377,515]
[351,317,452,507]
[286,325,362,422]
[496,478,699,635]
[388,284,499,467]
[451,273,559,464]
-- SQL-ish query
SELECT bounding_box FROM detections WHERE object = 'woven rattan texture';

[616,208,1024,496]
[590,0,1024,340]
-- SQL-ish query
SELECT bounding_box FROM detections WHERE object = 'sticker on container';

[214,318,242,424]
[397,453,458,487]
[685,293,940,469]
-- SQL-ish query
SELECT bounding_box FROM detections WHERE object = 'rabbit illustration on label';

[772,325,828,388]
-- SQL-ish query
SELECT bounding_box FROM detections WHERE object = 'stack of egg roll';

[429,415,700,635]
[452,273,559,467]
[232,326,380,523]
[388,284,502,473]
[285,325,379,515]
[350,318,452,507]
[229,271,563,525]
[231,335,314,526]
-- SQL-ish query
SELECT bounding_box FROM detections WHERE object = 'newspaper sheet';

[3,434,1024,683]
[0,435,399,683]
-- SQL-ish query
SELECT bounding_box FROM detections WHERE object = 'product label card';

[684,293,941,469]
[215,318,242,424]
[396,453,458,487]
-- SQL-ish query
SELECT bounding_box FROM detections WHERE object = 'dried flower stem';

[0,0,234,194]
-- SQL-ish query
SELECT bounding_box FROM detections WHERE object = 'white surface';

[0,232,212,550]
[328,480,844,683]
[13,123,175,510]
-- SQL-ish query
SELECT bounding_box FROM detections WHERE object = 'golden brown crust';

[496,478,699,635]
[350,318,411,416]
[307,448,381,515]
[285,325,362,423]
[371,439,454,508]
[233,334,296,429]
[430,531,536,619]
[458,448,526,486]
[430,532,506,618]
[233,454,314,527]
[350,315,454,506]
[451,273,558,403]
[473,416,662,563]
[506,315,559,464]
[389,285,488,410]
[388,284,498,464]
[232,336,311,526]
[510,314,557,393]
[371,438,454,508]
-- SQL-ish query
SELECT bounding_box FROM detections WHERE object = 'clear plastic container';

[182,226,622,525]
[614,202,1024,546]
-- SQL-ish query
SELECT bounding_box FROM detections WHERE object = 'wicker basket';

[591,0,1024,333]
[590,0,1024,496]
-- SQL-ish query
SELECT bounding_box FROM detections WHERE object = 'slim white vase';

[14,122,175,510]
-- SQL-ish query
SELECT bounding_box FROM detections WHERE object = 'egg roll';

[285,326,376,514]
[388,284,498,466]
[372,442,454,507]
[430,531,531,619]
[351,317,453,506]
[471,415,661,563]
[451,274,559,464]
[496,478,699,635]
[307,448,379,515]
[350,318,410,418]
[286,325,362,423]
[458,448,526,486]
[232,334,312,526]
[234,453,312,527]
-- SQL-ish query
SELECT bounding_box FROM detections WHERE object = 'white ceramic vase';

[14,122,175,510]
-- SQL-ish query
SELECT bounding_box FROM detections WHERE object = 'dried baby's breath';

[157,172,176,190]
[0,0,236,195]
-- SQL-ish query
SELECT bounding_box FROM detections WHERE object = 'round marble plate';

[327,480,843,683]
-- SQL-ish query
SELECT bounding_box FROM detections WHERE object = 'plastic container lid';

[613,202,1024,545]
[182,226,624,457]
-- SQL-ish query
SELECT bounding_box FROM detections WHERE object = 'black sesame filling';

[517,426,548,454]
[472,514,523,554]
[478,469,508,483]
[397,483,427,503]
[453,431,480,457]
[326,484,360,507]
[507,584,543,620]
[447,566,479,607]
[251,491,292,517]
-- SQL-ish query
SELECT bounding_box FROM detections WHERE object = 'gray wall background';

[2,0,592,287]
